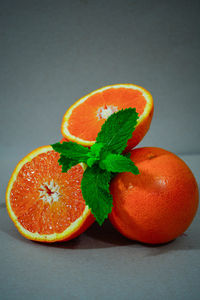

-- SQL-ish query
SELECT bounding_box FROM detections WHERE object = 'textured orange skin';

[109,147,199,244]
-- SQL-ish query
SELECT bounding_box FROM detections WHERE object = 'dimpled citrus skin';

[109,147,199,244]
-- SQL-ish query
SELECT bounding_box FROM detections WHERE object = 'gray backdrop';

[0,1,200,300]
[1,0,200,157]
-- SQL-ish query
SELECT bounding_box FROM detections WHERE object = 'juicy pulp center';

[97,105,118,120]
[39,180,61,204]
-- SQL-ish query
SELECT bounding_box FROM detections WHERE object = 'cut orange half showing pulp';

[6,146,94,242]
[61,84,154,151]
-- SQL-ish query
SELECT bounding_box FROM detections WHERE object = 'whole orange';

[109,147,199,244]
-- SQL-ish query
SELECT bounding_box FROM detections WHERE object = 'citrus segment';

[109,147,199,244]
[6,146,94,242]
[61,84,154,151]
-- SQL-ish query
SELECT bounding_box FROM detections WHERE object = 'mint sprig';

[96,107,139,154]
[81,166,113,225]
[52,142,90,172]
[52,141,90,161]
[99,153,139,174]
[51,108,139,225]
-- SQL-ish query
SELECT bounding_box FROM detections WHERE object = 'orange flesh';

[10,151,85,235]
[68,88,146,140]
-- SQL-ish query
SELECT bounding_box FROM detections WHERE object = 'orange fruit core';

[68,87,146,141]
[10,151,85,235]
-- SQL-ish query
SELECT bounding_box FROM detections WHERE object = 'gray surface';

[0,1,200,299]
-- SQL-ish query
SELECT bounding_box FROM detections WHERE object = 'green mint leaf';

[81,166,113,225]
[58,155,80,173]
[99,153,139,174]
[51,141,89,162]
[86,158,97,168]
[89,142,105,158]
[96,108,139,154]
[86,142,105,167]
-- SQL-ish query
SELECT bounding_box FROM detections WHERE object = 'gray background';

[0,0,200,299]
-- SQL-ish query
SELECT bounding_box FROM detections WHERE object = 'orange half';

[62,84,154,151]
[6,146,94,242]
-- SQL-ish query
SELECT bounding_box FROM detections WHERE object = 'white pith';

[97,105,118,120]
[39,180,60,204]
